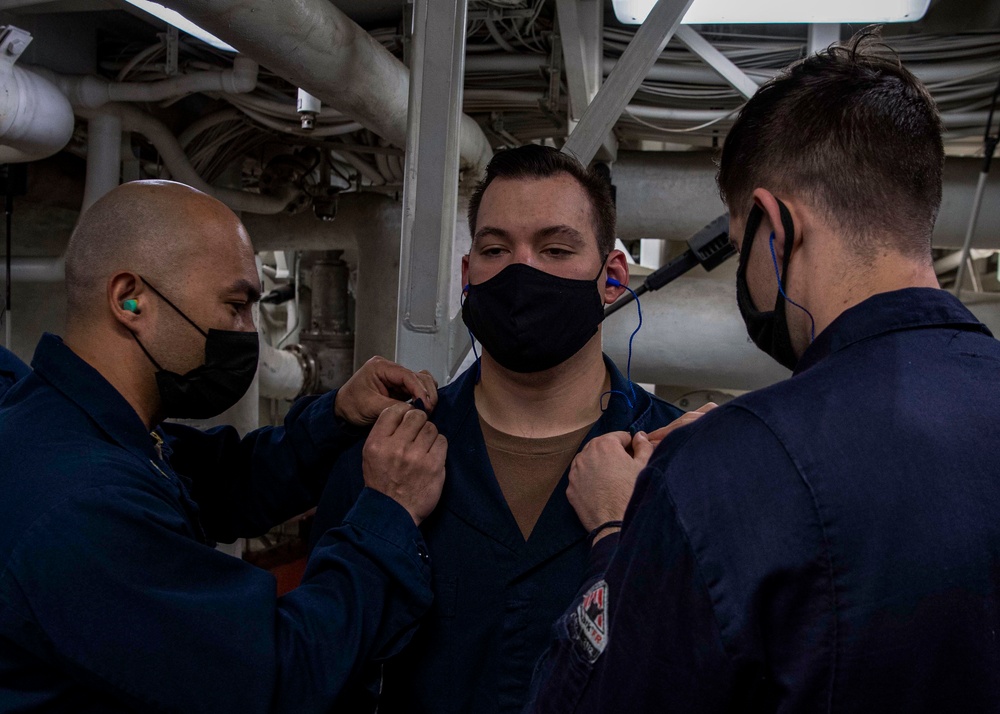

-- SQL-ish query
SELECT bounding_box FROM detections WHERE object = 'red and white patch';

[574,580,609,663]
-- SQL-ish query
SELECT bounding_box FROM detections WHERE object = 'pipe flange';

[284,343,320,397]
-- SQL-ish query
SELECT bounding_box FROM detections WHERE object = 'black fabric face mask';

[735,200,800,371]
[461,262,606,374]
[131,278,259,419]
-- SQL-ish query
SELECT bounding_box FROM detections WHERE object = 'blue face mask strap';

[462,283,482,383]
[600,278,641,411]
[767,232,816,342]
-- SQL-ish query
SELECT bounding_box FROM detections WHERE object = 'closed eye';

[543,247,574,257]
[479,246,509,257]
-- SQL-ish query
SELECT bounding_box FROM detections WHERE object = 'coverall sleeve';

[161,390,365,542]
[309,442,367,551]
[0,480,432,714]
[524,408,801,714]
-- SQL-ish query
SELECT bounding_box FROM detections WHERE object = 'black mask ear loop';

[769,201,816,342]
[139,276,210,339]
[128,275,212,374]
[460,281,482,384]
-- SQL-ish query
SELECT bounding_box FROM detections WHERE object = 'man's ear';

[108,272,145,329]
[601,249,629,305]
[460,254,470,294]
[751,188,800,265]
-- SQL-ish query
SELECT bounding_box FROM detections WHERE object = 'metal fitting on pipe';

[299,251,355,393]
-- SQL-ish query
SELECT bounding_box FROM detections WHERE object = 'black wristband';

[587,520,623,546]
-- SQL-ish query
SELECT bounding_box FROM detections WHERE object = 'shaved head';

[65,181,254,324]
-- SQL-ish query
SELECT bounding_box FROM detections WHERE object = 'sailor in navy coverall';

[312,146,685,713]
[527,290,1000,713]
[526,34,1000,714]
[0,180,446,713]
[313,357,682,713]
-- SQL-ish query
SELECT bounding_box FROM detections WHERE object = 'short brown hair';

[717,28,944,261]
[468,145,616,259]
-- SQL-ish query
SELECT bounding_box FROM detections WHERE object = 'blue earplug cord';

[768,232,816,342]
[601,277,640,411]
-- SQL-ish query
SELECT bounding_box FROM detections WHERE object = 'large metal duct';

[603,273,1000,391]
[0,63,74,163]
[613,152,1000,249]
[602,276,791,391]
[157,0,492,176]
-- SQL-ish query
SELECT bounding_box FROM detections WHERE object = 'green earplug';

[122,299,139,313]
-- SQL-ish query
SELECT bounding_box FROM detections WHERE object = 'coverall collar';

[795,287,991,375]
[30,333,161,466]
[436,354,659,566]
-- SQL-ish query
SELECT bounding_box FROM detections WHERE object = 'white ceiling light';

[122,0,237,52]
[612,0,931,25]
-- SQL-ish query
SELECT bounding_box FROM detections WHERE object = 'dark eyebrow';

[536,225,586,247]
[227,279,262,304]
[472,226,510,246]
[473,224,588,248]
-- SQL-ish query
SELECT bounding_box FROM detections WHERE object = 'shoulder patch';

[572,579,609,663]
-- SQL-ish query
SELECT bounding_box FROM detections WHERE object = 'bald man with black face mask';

[0,180,448,713]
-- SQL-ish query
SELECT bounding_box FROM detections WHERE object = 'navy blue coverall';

[526,288,1000,714]
[312,356,683,714]
[0,334,433,713]
[0,346,29,398]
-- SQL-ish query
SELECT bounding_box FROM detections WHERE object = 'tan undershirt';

[480,416,595,541]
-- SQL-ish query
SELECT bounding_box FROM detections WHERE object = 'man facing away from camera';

[525,31,1000,714]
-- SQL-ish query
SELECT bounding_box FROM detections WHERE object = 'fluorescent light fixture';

[123,0,237,52]
[612,0,931,24]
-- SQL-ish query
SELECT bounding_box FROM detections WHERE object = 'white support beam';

[561,0,696,167]
[556,0,618,161]
[395,0,470,382]
[675,25,758,100]
[808,23,841,55]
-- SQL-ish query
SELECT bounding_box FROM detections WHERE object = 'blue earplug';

[607,277,622,287]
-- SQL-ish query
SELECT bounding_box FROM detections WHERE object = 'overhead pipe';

[0,64,75,164]
[465,54,1000,90]
[611,151,1000,250]
[37,56,258,109]
[155,0,492,176]
[82,113,123,212]
[602,277,791,391]
[75,103,302,215]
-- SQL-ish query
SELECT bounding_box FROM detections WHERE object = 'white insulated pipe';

[611,151,1000,250]
[259,340,305,401]
[82,113,123,212]
[602,277,791,391]
[41,56,258,109]
[155,0,492,176]
[0,64,75,163]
